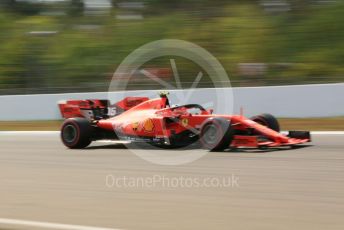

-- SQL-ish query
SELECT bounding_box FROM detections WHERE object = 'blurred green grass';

[0,1,344,94]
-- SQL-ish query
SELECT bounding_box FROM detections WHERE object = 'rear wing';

[58,97,149,120]
[58,99,110,120]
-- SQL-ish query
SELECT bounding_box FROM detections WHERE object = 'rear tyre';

[61,118,93,149]
[200,118,234,151]
[250,113,280,132]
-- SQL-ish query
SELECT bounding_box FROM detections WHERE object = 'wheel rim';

[203,124,219,145]
[63,124,77,143]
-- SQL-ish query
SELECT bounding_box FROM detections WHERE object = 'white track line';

[0,131,59,136]
[0,218,122,230]
[98,140,131,144]
[311,131,344,135]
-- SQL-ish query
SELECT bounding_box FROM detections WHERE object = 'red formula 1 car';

[58,93,311,151]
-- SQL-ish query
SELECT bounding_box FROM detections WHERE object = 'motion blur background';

[0,0,343,95]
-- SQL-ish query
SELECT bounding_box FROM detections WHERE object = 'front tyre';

[250,113,280,132]
[61,118,93,149]
[200,117,234,151]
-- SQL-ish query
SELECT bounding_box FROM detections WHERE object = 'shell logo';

[143,119,155,132]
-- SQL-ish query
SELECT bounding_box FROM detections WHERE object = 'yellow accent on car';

[143,119,155,132]
[132,122,139,130]
[181,118,189,127]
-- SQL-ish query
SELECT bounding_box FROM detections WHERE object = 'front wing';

[230,131,311,148]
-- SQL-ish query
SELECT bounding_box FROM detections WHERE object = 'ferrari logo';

[181,118,189,127]
[143,119,155,132]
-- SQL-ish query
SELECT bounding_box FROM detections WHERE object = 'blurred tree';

[68,0,84,17]
[288,0,313,18]
[0,0,15,9]
[4,0,42,15]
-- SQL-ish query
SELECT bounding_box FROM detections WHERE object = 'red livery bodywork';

[59,94,311,150]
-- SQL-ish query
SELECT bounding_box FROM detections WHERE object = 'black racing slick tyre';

[200,117,234,151]
[61,118,93,149]
[250,113,280,132]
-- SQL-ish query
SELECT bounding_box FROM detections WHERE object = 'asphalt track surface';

[0,133,344,230]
